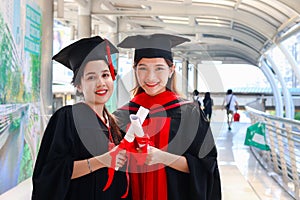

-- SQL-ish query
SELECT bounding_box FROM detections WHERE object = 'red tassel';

[103,136,153,198]
[105,39,116,81]
[103,139,135,198]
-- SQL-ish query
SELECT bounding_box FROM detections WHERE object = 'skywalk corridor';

[212,110,293,200]
[1,0,300,199]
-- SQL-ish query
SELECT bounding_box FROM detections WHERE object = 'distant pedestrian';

[222,89,238,130]
[203,92,213,121]
[192,89,201,108]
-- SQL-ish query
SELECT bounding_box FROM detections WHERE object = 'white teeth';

[146,83,157,86]
[96,90,106,94]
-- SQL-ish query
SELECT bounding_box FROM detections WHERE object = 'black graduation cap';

[52,36,118,80]
[117,33,190,63]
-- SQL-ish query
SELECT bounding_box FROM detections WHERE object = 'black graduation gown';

[113,91,221,200]
[32,103,131,200]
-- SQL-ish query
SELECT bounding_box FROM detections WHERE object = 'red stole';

[129,91,179,200]
[130,90,179,110]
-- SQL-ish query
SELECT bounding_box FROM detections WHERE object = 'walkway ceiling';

[54,0,300,65]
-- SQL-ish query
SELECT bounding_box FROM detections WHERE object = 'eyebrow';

[84,69,110,75]
[137,63,167,67]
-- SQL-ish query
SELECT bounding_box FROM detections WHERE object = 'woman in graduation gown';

[115,34,221,200]
[32,36,131,200]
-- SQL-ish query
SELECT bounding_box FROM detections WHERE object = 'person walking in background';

[192,89,201,108]
[32,36,131,200]
[203,92,213,121]
[115,33,221,200]
[222,89,239,130]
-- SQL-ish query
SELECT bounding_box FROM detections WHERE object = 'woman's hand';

[145,146,166,165]
[114,149,127,169]
[72,145,128,179]
[96,145,127,169]
[144,146,190,173]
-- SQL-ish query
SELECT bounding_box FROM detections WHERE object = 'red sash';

[131,117,171,200]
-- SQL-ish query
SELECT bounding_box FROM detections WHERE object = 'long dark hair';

[204,92,211,99]
[104,107,122,144]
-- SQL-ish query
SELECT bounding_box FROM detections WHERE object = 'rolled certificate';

[124,106,149,142]
[115,106,149,170]
[130,115,144,137]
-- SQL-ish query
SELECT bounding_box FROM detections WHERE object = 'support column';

[182,60,188,97]
[57,0,64,18]
[70,25,75,40]
[265,55,294,119]
[93,24,99,36]
[261,60,284,117]
[193,61,198,91]
[78,1,91,38]
[40,0,54,119]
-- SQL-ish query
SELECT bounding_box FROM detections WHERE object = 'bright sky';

[197,64,269,92]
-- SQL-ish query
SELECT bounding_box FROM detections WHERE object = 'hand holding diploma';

[129,114,153,165]
[103,106,149,198]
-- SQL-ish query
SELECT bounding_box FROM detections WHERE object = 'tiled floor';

[212,117,293,200]
[0,111,293,200]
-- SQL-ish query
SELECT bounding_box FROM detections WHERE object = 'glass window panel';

[268,42,299,88]
[281,31,300,88]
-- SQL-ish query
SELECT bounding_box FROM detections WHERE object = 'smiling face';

[77,60,114,107]
[135,58,174,96]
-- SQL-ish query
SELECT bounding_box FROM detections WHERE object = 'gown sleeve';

[32,106,75,200]
[171,104,221,200]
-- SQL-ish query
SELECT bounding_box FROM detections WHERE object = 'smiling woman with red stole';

[32,36,131,200]
[114,34,221,200]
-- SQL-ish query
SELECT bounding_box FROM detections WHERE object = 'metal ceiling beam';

[54,0,300,66]
[74,0,89,8]
[118,19,264,50]
[173,38,260,64]
[91,2,276,39]
[277,0,300,14]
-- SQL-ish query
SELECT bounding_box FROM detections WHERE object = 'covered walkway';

[214,119,292,200]
[1,0,300,199]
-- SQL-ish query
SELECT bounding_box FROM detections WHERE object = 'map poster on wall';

[0,0,41,195]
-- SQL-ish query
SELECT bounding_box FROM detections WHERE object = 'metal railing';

[245,105,300,200]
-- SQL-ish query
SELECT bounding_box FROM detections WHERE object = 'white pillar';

[40,0,54,117]
[182,60,188,97]
[265,55,294,119]
[193,61,198,90]
[57,0,64,18]
[78,1,91,38]
[70,25,75,40]
[260,60,284,117]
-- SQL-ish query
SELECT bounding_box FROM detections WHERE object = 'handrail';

[245,105,300,200]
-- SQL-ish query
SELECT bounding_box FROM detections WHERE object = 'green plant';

[294,112,300,121]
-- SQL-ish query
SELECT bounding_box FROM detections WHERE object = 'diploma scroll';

[124,106,149,142]
[103,106,149,198]
[115,107,149,171]
[129,114,144,137]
